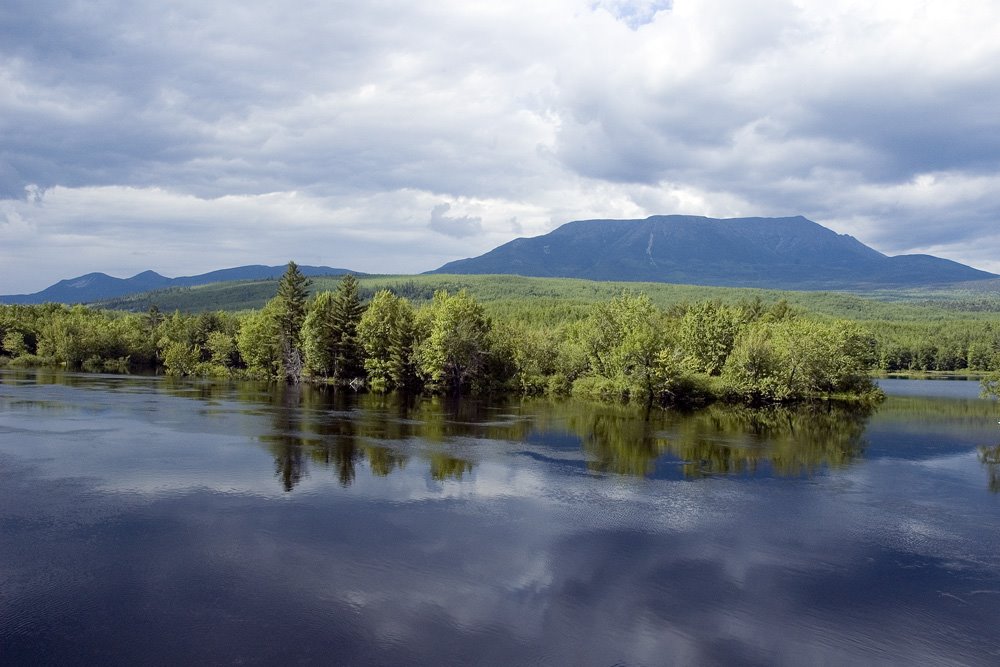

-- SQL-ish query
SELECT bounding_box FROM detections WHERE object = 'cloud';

[592,1,673,29]
[428,203,483,238]
[2,0,1000,291]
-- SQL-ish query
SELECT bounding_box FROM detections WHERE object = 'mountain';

[430,215,997,289]
[0,264,357,305]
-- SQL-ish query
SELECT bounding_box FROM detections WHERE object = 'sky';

[2,0,1000,294]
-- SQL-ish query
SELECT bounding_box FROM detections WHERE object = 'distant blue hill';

[430,215,997,289]
[0,264,357,305]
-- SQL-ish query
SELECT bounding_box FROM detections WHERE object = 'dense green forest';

[97,271,1000,321]
[4,262,1000,404]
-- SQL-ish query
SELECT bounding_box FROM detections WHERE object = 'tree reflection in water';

[534,400,872,478]
[253,383,876,489]
[258,384,307,491]
[978,444,1000,493]
[258,388,505,490]
[9,369,996,491]
[667,403,870,478]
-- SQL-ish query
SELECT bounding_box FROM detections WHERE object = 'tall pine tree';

[329,274,364,383]
[301,274,365,384]
[273,261,311,382]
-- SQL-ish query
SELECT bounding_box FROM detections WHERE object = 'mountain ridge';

[430,215,996,289]
[5,216,995,305]
[0,264,358,305]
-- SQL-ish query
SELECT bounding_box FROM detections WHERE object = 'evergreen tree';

[301,275,365,384]
[145,305,164,331]
[329,274,364,382]
[272,261,311,382]
[387,314,417,391]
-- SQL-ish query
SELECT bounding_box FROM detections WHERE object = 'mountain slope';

[0,264,357,305]
[430,215,996,289]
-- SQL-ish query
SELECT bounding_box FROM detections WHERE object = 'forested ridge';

[95,271,1000,321]
[4,262,1000,405]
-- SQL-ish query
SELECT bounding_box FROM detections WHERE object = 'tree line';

[0,262,891,405]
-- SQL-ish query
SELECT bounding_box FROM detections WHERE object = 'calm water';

[1,370,999,665]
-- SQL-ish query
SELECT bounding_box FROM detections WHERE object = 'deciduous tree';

[358,289,416,392]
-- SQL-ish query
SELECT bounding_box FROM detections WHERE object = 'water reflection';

[253,386,505,490]
[979,445,1000,493]
[278,391,995,492]
[2,368,995,492]
[669,403,869,478]
[4,369,1000,665]
[246,388,877,489]
[491,399,871,480]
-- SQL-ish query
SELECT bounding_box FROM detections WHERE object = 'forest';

[3,262,999,405]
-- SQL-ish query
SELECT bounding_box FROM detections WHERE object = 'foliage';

[272,261,312,382]
[1,265,955,406]
[205,330,237,366]
[303,276,366,383]
[505,322,563,395]
[722,320,878,402]
[237,301,280,377]
[302,291,337,379]
[2,330,28,357]
[78,270,1000,379]
[90,271,1000,320]
[575,292,666,402]
[678,301,744,375]
[981,373,1000,400]
[329,274,365,381]
[357,290,417,392]
[415,290,497,393]
[162,341,201,376]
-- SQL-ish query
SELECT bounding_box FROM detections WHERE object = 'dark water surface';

[1,370,999,665]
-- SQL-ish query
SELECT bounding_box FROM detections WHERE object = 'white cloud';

[2,0,1000,292]
[592,1,673,29]
[428,203,483,238]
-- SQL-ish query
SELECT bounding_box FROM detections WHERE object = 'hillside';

[88,273,1000,323]
[430,215,996,289]
[9,215,993,307]
[0,264,357,305]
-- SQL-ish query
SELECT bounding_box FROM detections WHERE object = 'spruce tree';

[387,308,416,391]
[273,261,311,382]
[329,274,364,382]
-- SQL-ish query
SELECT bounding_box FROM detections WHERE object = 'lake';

[1,370,999,665]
